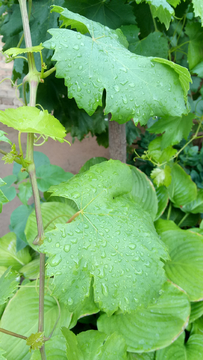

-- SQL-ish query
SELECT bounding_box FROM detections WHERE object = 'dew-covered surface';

[40,160,169,314]
[43,6,190,125]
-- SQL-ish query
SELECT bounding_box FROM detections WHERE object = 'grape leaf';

[4,45,43,57]
[148,113,194,149]
[135,0,174,29]
[63,0,136,29]
[30,335,67,360]
[0,107,67,143]
[39,160,168,314]
[17,182,32,205]
[1,175,17,201]
[36,165,73,192]
[26,332,44,351]
[192,0,203,26]
[9,205,33,251]
[43,6,190,125]
[0,130,12,145]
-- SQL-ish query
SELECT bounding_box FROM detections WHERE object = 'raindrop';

[102,283,109,296]
[64,244,71,253]
[79,65,83,70]
[50,255,62,267]
[73,45,79,50]
[129,243,136,250]
[55,242,60,248]
[68,298,73,305]
[114,85,120,92]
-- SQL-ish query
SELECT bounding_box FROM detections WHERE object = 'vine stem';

[178,213,189,227]
[18,1,46,359]
[0,328,27,340]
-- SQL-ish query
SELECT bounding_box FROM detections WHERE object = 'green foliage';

[0,0,203,358]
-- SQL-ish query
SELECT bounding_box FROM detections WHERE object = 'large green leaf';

[156,333,203,360]
[0,233,31,271]
[192,0,203,27]
[130,166,158,221]
[63,0,136,29]
[0,268,19,306]
[0,107,67,143]
[167,164,197,207]
[30,335,67,360]
[98,281,190,352]
[0,282,72,360]
[62,328,128,360]
[148,113,194,149]
[25,202,76,247]
[43,6,190,125]
[39,161,168,314]
[190,302,203,324]
[155,219,203,301]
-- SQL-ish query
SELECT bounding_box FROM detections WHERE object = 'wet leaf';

[39,161,168,314]
[43,6,190,125]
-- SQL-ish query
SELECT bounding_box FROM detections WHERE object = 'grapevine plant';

[0,1,203,359]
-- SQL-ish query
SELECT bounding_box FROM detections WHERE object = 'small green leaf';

[0,130,12,145]
[156,219,203,301]
[0,232,31,271]
[62,328,128,360]
[26,332,44,351]
[0,107,67,143]
[143,0,174,29]
[30,335,67,360]
[43,6,190,125]
[167,164,197,207]
[0,268,19,306]
[4,45,44,57]
[98,281,190,352]
[148,113,194,149]
[151,166,171,187]
[39,161,168,314]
